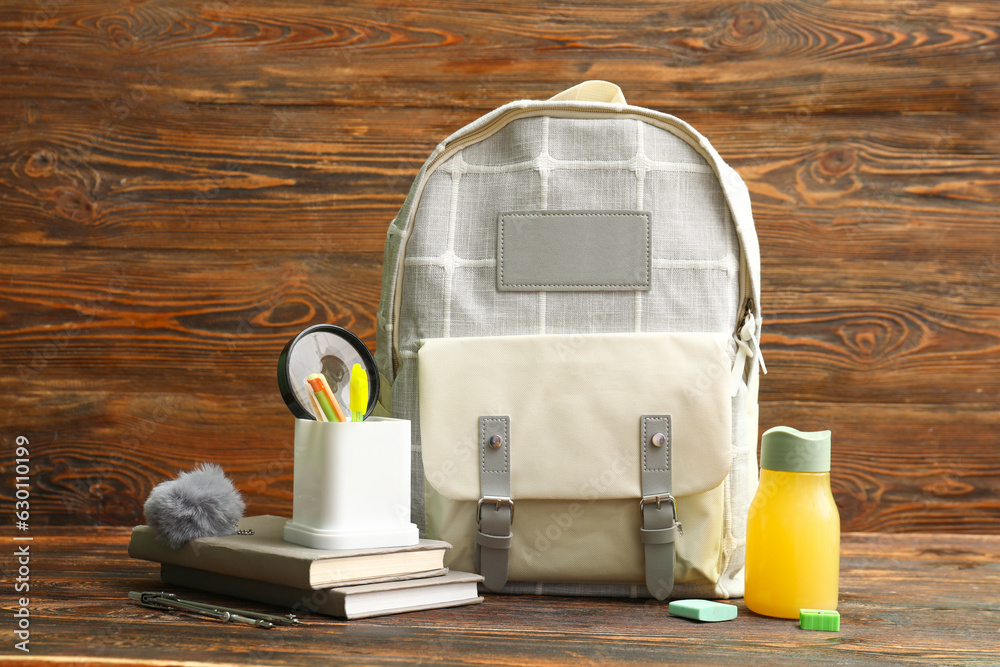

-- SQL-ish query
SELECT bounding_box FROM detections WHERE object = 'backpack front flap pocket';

[418,332,732,588]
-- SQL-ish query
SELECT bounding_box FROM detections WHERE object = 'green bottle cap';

[760,426,831,472]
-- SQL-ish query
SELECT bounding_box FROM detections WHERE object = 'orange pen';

[306,373,347,423]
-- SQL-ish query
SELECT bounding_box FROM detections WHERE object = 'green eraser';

[799,609,840,632]
[668,599,738,622]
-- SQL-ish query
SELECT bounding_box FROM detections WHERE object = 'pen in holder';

[284,417,419,550]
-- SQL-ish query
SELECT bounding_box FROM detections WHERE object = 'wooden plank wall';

[1,1,997,533]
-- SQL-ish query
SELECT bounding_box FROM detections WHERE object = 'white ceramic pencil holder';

[284,417,419,550]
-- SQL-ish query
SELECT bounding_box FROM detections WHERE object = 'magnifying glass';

[277,324,380,421]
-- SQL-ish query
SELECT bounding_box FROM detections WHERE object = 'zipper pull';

[731,310,766,396]
[741,312,767,376]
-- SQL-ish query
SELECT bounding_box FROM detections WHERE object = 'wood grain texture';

[4,393,998,530]
[0,528,998,665]
[1,0,998,534]
[2,109,998,252]
[2,1,998,112]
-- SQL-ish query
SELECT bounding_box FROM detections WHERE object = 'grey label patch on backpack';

[497,210,652,291]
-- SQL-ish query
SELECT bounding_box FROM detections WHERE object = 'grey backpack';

[375,81,763,599]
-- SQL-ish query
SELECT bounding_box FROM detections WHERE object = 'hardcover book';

[160,564,484,620]
[129,515,450,589]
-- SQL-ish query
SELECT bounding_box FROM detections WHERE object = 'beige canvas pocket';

[418,332,733,586]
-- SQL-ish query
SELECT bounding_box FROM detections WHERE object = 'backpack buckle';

[639,494,682,535]
[477,496,514,523]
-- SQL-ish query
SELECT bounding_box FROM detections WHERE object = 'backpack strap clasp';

[640,415,680,601]
[475,416,513,591]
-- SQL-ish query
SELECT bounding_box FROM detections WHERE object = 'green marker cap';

[760,426,831,473]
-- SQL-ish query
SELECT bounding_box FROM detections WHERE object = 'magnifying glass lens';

[277,325,380,421]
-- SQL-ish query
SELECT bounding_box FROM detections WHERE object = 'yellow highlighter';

[349,364,368,422]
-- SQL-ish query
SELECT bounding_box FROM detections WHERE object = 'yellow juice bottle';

[745,426,840,619]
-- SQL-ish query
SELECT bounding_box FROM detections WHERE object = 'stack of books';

[128,515,483,620]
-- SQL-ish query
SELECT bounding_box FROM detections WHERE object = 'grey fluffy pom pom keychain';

[143,463,246,548]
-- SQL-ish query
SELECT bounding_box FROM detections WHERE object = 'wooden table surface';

[2,0,999,538]
[0,528,996,666]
